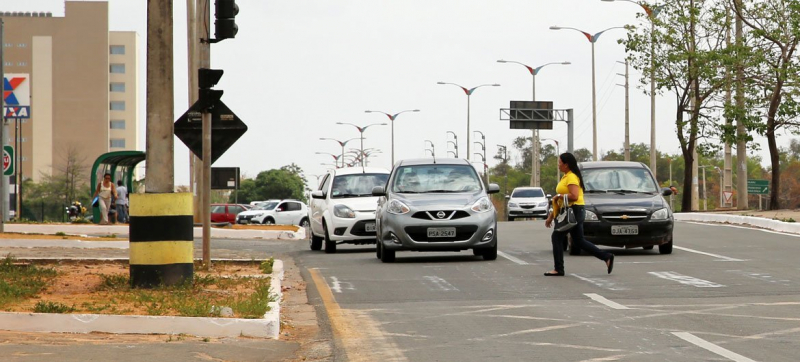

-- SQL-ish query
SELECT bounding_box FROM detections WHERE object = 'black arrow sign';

[174,99,247,164]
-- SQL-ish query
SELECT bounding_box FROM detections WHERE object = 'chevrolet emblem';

[621,215,629,220]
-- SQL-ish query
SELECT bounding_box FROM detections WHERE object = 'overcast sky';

[3,0,792,186]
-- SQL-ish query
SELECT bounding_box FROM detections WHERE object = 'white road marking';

[422,276,459,291]
[328,276,355,294]
[498,251,529,265]
[726,270,791,285]
[673,246,745,262]
[584,293,630,310]
[471,323,581,341]
[572,274,629,291]
[672,332,757,362]
[649,271,725,288]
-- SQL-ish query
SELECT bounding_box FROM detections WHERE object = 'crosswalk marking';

[672,332,756,362]
[422,276,459,291]
[498,251,529,265]
[649,271,725,288]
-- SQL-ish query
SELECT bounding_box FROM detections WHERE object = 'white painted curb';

[0,260,285,339]
[4,224,307,241]
[676,213,800,234]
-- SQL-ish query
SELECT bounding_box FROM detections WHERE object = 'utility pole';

[199,0,212,267]
[734,0,748,210]
[146,0,175,192]
[188,0,201,223]
[723,4,733,208]
[617,60,630,161]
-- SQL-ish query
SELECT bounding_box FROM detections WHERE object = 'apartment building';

[1,1,139,183]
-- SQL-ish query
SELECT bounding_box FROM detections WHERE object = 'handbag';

[91,196,100,207]
[554,194,577,232]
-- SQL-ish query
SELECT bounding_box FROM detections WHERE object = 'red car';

[210,204,250,223]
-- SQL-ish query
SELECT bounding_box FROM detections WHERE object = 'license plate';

[427,227,456,238]
[523,210,533,213]
[365,222,376,232]
[611,225,638,235]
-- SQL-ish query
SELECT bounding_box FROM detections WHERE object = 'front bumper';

[380,209,497,251]
[583,219,673,247]
[508,205,548,217]
[327,211,378,243]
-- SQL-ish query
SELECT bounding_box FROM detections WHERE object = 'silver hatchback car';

[372,158,501,262]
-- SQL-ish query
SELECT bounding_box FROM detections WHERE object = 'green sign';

[747,179,769,195]
[2,145,13,176]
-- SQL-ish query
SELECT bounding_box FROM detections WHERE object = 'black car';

[571,161,674,255]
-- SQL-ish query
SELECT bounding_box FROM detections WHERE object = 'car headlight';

[508,202,518,207]
[472,197,493,213]
[255,212,266,217]
[387,200,410,215]
[651,208,669,221]
[538,202,548,207]
[585,210,599,222]
[334,204,356,218]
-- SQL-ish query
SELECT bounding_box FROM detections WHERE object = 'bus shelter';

[90,151,146,223]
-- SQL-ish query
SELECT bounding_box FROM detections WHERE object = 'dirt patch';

[0,260,272,318]
[0,232,126,241]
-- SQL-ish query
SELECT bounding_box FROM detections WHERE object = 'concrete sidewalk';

[677,209,800,234]
[2,223,306,240]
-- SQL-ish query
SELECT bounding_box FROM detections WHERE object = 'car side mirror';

[661,187,673,196]
[372,186,386,197]
[487,184,500,194]
[546,194,552,198]
[311,190,325,199]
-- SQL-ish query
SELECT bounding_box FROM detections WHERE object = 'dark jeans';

[551,206,613,273]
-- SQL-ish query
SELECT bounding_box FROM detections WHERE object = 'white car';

[236,199,309,226]
[308,167,390,253]
[506,187,550,221]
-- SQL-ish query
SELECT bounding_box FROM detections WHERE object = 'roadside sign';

[174,99,247,164]
[747,179,769,195]
[3,145,14,176]
[723,191,733,203]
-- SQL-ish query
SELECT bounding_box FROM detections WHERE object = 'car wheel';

[262,217,275,225]
[380,243,395,263]
[482,237,498,261]
[324,223,336,254]
[643,245,654,250]
[658,237,673,254]
[376,241,382,259]
[310,232,323,251]
[299,218,310,228]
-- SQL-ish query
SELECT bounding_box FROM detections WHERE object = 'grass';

[55,232,67,237]
[0,255,58,308]
[260,258,275,275]
[33,301,75,313]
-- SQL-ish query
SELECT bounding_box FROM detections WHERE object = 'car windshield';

[582,167,659,193]
[512,189,544,198]
[391,165,482,193]
[253,202,278,210]
[331,173,389,198]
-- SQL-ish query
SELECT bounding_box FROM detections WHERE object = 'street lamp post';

[424,140,435,157]
[446,131,459,158]
[336,122,387,167]
[320,137,360,168]
[365,109,420,165]
[550,25,625,161]
[474,130,487,181]
[497,59,570,186]
[315,152,341,168]
[602,0,662,178]
[437,82,500,160]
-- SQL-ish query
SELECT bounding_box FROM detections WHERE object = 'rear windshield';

[582,167,658,193]
[512,189,544,198]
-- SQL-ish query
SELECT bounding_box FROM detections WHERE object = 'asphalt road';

[295,220,800,362]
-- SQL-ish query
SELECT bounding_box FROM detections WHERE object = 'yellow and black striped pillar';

[129,193,194,288]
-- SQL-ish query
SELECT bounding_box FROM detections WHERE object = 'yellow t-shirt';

[551,171,584,216]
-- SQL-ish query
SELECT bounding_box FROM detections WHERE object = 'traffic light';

[215,0,238,41]
[198,68,224,110]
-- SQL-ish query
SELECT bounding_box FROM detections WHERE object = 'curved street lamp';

[320,137,360,168]
[424,140,435,158]
[365,109,420,165]
[336,122,387,167]
[437,82,500,159]
[497,59,570,187]
[601,0,663,177]
[550,25,625,161]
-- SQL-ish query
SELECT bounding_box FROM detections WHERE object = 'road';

[295,220,800,362]
[1,220,797,361]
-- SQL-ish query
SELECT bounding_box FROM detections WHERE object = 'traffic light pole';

[199,1,212,269]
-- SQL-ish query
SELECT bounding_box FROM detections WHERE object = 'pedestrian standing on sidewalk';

[93,173,116,225]
[116,180,128,223]
[544,152,615,276]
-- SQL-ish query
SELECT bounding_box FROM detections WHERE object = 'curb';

[3,224,307,241]
[675,213,800,234]
[0,260,285,339]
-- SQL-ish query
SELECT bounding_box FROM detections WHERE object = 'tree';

[229,165,307,204]
[732,0,800,209]
[622,0,732,211]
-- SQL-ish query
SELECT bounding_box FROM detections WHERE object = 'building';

[1,1,139,184]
